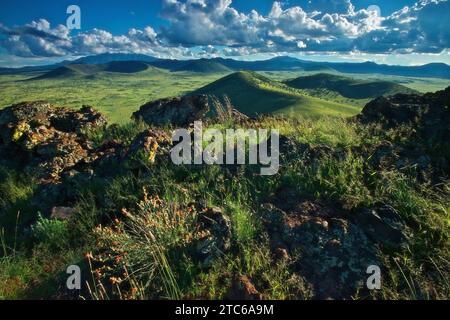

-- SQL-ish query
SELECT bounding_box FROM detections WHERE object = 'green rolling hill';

[192,71,361,118]
[31,66,83,79]
[174,59,232,73]
[285,73,417,99]
[32,61,151,80]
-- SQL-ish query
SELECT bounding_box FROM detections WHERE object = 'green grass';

[0,246,86,299]
[174,59,232,73]
[261,70,450,94]
[33,61,152,80]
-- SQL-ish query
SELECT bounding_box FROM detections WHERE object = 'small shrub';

[31,214,69,250]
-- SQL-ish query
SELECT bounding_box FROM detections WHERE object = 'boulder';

[259,197,379,299]
[0,102,106,145]
[352,206,410,249]
[51,105,107,134]
[132,95,210,126]
[229,108,250,123]
[126,129,172,163]
[196,206,232,268]
[0,101,107,183]
[357,86,450,144]
[357,87,450,177]
[51,207,77,221]
[227,275,263,300]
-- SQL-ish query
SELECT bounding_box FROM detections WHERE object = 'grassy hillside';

[192,71,361,117]
[31,65,88,79]
[33,61,150,80]
[285,73,417,99]
[174,59,232,73]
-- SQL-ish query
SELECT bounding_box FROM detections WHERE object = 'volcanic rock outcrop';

[132,95,210,126]
[356,87,450,177]
[0,102,107,183]
[358,86,450,144]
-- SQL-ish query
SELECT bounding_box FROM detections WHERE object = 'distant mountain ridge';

[2,53,450,79]
[69,53,158,65]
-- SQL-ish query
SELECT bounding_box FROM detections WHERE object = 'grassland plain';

[1,69,448,123]
[0,69,228,124]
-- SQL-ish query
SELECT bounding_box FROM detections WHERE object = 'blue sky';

[0,0,449,67]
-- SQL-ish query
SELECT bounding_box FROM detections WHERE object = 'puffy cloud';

[162,0,450,55]
[0,19,71,57]
[158,0,367,52]
[355,0,450,53]
[0,20,186,58]
[160,0,264,46]
[305,0,356,15]
[0,0,449,59]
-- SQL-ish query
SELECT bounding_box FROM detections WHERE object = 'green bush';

[31,214,69,250]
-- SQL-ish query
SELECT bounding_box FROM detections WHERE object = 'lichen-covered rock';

[51,207,77,221]
[126,129,172,163]
[352,206,410,250]
[88,139,124,173]
[356,87,450,178]
[260,197,379,299]
[357,86,450,144]
[0,102,106,145]
[0,101,53,145]
[229,108,250,122]
[51,105,108,134]
[196,205,232,268]
[0,101,107,183]
[132,95,210,126]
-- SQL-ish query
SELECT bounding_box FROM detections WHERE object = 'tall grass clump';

[88,188,207,300]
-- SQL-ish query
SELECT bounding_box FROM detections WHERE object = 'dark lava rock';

[196,206,232,268]
[0,101,107,183]
[51,206,77,221]
[357,86,450,144]
[259,198,379,300]
[132,95,210,127]
[352,206,410,250]
[259,188,413,299]
[126,129,172,163]
[357,87,450,178]
[228,108,250,123]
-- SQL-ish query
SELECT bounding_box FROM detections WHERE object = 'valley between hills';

[1,55,448,123]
